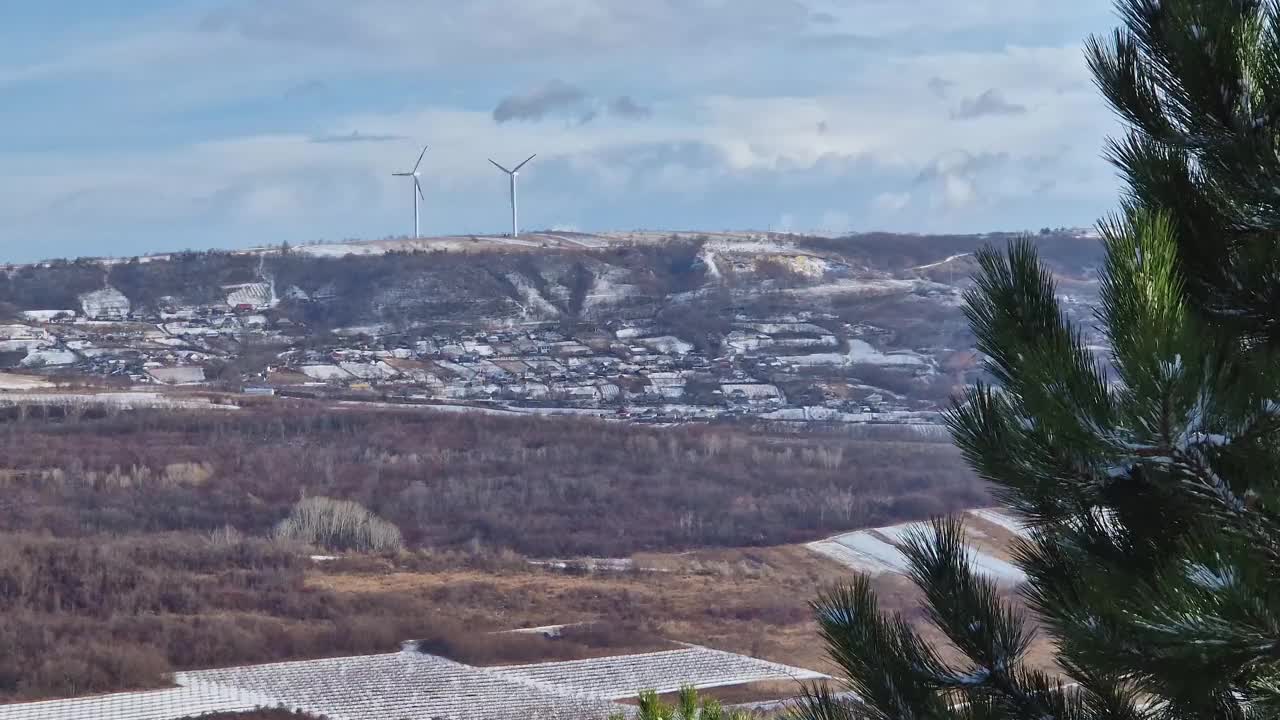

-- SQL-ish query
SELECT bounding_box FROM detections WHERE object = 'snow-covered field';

[0,644,826,720]
[808,511,1028,585]
[0,680,273,720]
[779,339,929,368]
[0,392,235,410]
[0,373,53,390]
[180,651,619,720]
[491,645,827,699]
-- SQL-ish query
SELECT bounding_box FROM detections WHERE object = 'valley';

[0,229,1095,717]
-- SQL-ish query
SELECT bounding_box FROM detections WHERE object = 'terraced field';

[180,651,619,720]
[0,681,273,720]
[491,645,826,700]
[1,644,827,720]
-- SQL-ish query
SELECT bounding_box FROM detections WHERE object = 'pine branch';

[899,518,1075,720]
[808,579,952,720]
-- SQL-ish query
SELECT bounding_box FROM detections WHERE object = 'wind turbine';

[488,154,536,238]
[392,144,429,238]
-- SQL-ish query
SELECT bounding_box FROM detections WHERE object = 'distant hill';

[0,229,1105,411]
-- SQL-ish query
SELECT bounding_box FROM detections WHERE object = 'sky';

[0,1,1125,262]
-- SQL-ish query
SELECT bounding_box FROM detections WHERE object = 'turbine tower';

[488,154,536,238]
[392,144,429,238]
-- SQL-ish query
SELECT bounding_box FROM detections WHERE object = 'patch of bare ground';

[961,514,1027,565]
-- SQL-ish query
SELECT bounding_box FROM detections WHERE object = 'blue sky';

[0,1,1122,262]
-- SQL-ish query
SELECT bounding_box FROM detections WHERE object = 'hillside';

[0,229,1105,422]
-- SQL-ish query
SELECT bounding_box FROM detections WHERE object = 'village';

[0,278,953,425]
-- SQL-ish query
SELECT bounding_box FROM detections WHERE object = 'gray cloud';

[493,84,652,124]
[951,88,1026,119]
[309,131,406,144]
[914,151,1010,184]
[927,76,954,98]
[609,96,652,119]
[493,80,589,123]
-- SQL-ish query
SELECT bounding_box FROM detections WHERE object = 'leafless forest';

[0,403,986,701]
[0,403,983,554]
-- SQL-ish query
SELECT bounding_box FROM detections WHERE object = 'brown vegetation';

[0,404,994,704]
[0,404,985,556]
[415,622,677,666]
[0,533,447,702]
[177,707,317,712]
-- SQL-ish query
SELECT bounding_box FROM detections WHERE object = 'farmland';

[0,535,1050,719]
[0,643,825,720]
[0,346,1043,720]
[0,401,1003,707]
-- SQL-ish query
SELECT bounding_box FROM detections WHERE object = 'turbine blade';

[413,144,429,173]
[488,159,512,174]
[393,172,412,176]
[513,153,537,172]
[416,177,425,202]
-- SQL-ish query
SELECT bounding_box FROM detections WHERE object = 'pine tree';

[792,1,1280,718]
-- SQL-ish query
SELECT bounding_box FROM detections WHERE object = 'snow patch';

[810,518,1027,584]
[780,339,928,367]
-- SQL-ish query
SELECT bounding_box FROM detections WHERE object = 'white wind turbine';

[488,154,536,238]
[392,144,429,238]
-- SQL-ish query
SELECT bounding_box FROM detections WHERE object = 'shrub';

[273,497,402,553]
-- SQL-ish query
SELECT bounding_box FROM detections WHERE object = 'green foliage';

[678,684,701,720]
[637,689,675,720]
[623,686,750,720]
[793,1,1280,718]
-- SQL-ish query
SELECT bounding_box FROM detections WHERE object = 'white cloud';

[0,1,1125,259]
